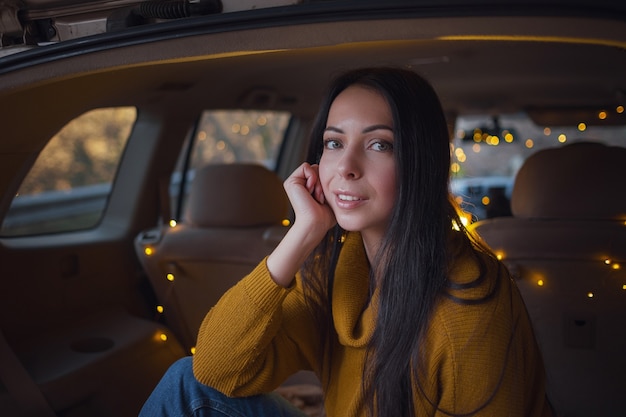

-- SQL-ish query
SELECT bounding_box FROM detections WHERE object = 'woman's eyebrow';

[324,124,393,134]
[363,124,393,133]
[324,126,343,134]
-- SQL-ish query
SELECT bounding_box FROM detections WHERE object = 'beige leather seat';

[470,142,626,416]
[135,163,290,350]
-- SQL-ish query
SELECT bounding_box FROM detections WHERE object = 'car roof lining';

[1,14,625,172]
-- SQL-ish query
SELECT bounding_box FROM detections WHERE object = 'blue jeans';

[139,357,308,416]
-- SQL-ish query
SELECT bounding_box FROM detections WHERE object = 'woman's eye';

[372,141,393,152]
[324,139,341,150]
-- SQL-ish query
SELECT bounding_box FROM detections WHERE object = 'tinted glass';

[1,107,137,236]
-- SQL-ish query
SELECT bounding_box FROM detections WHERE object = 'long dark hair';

[301,67,498,416]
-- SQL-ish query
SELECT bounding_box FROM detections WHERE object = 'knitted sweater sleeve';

[414,262,553,417]
[191,258,320,397]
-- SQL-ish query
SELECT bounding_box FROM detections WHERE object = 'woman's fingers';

[283,163,335,231]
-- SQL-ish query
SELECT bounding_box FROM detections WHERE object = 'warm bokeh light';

[481,196,490,206]
[451,162,461,173]
[160,333,168,341]
[169,219,177,228]
[282,219,291,227]
[587,292,594,298]
[472,143,481,153]
[156,305,164,313]
[525,139,534,148]
[598,111,607,120]
[617,105,624,114]
[578,123,587,131]
[144,247,153,256]
[190,346,196,355]
[558,134,567,143]
[166,273,175,282]
[537,279,544,287]
[543,127,551,135]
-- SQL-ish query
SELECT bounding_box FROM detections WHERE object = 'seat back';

[135,163,290,350]
[470,142,626,416]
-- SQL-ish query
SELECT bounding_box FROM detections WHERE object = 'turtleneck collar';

[332,232,379,348]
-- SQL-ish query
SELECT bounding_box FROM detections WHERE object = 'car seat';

[134,163,290,351]
[470,142,626,416]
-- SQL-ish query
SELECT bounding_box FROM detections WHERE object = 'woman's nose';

[337,148,362,179]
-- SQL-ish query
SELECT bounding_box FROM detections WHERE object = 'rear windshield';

[451,110,626,221]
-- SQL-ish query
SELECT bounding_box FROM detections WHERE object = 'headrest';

[511,142,626,220]
[185,164,288,227]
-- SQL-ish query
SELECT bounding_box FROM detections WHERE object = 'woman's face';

[319,85,398,252]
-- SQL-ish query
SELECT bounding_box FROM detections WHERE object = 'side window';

[170,110,291,219]
[1,107,137,236]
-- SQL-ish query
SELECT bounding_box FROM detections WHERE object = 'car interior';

[1,1,625,416]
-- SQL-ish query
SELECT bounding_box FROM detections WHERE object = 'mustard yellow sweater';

[193,232,553,416]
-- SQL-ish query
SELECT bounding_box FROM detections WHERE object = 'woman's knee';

[168,356,195,379]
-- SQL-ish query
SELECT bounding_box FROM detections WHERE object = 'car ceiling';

[1,2,625,147]
[1,0,625,221]
[2,12,626,114]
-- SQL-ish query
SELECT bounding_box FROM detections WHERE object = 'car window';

[0,107,137,236]
[451,109,626,222]
[170,110,291,220]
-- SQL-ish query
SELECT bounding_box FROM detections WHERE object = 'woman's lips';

[334,192,366,208]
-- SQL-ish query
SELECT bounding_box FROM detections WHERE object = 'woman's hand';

[266,163,336,287]
[283,162,336,235]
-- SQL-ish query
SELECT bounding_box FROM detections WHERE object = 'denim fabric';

[139,357,308,417]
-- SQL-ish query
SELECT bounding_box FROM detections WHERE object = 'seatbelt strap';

[0,329,57,417]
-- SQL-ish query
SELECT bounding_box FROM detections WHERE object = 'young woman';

[140,67,553,416]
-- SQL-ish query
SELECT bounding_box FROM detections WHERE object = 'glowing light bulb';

[537,279,544,287]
